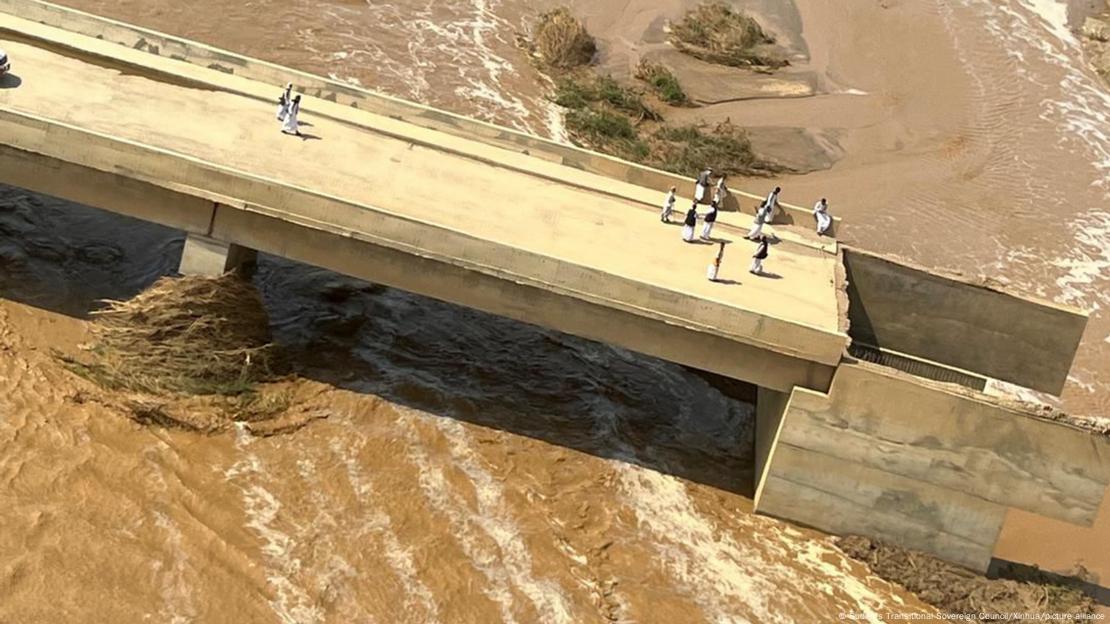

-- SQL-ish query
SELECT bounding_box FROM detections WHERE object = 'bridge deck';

[0,19,846,366]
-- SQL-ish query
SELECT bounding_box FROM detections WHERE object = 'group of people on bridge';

[660,167,833,282]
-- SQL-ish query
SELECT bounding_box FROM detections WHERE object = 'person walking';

[661,186,677,223]
[761,186,782,223]
[707,241,726,282]
[712,174,728,205]
[747,202,767,240]
[282,94,303,137]
[813,198,832,236]
[681,203,699,242]
[701,199,719,240]
[694,167,713,203]
[276,82,293,121]
[750,235,769,275]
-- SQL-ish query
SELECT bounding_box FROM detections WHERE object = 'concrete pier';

[178,233,257,277]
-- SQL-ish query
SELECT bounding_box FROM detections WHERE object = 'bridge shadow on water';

[0,184,760,498]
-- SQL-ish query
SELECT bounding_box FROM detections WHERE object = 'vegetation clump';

[530,7,597,69]
[837,536,1095,616]
[649,121,774,178]
[65,273,287,396]
[670,2,786,69]
[635,61,689,106]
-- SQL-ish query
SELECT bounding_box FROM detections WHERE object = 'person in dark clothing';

[682,203,699,242]
[701,199,719,240]
[750,235,769,274]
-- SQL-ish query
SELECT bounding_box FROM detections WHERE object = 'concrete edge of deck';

[0,0,842,236]
[0,106,849,382]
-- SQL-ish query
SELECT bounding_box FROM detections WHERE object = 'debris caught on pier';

[70,273,286,396]
[59,273,328,434]
[836,536,1096,616]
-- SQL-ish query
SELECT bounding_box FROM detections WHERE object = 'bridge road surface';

[0,19,846,378]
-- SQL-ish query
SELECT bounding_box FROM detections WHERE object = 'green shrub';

[635,61,688,105]
[649,122,764,177]
[566,108,637,140]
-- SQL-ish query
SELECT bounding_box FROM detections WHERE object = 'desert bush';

[670,2,785,68]
[533,7,597,69]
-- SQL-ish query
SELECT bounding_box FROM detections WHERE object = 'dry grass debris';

[670,2,786,69]
[65,273,286,396]
[530,7,597,69]
[836,536,1096,615]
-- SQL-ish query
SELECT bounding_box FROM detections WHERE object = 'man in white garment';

[282,94,303,137]
[712,174,728,206]
[762,186,781,223]
[747,203,767,240]
[694,167,713,203]
[277,82,293,121]
[813,198,832,235]
[661,186,677,223]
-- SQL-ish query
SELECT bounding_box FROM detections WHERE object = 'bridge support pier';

[178,233,257,277]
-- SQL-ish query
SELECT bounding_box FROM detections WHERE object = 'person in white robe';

[761,186,781,223]
[276,83,293,121]
[813,198,831,235]
[747,204,767,240]
[681,204,698,242]
[750,236,769,274]
[694,167,712,203]
[282,94,302,136]
[701,200,719,240]
[661,186,677,223]
[712,174,728,205]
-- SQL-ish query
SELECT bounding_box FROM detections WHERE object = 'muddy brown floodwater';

[0,0,1107,621]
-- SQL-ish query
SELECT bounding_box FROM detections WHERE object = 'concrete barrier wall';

[842,247,1088,395]
[0,108,840,391]
[0,0,836,233]
[754,362,1109,571]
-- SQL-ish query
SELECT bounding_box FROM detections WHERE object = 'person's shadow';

[0,74,22,89]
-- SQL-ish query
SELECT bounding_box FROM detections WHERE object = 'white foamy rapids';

[400,411,575,623]
[946,0,1110,311]
[586,406,907,622]
[226,425,323,624]
[319,0,557,138]
[328,435,441,623]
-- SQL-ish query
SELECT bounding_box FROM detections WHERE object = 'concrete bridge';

[1,0,1106,575]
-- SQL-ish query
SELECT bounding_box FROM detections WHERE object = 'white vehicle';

[0,48,9,75]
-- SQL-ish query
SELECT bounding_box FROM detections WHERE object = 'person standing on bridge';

[661,186,677,223]
[276,82,293,121]
[707,241,726,282]
[750,235,769,275]
[712,174,729,206]
[701,199,719,240]
[813,198,832,236]
[694,167,713,204]
[282,94,303,137]
[761,186,782,223]
[747,200,768,240]
[682,202,699,242]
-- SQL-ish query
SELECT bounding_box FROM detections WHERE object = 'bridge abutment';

[178,233,257,277]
